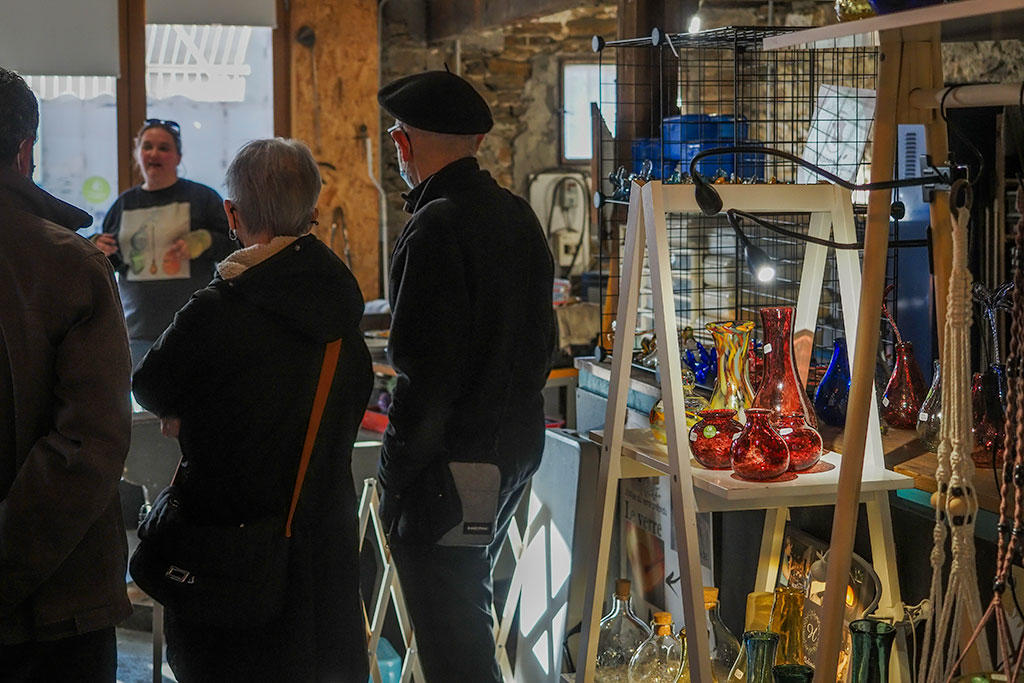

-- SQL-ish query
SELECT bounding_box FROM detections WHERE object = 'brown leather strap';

[285,338,342,538]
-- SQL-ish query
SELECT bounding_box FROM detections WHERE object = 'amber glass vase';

[881,341,927,429]
[732,408,790,480]
[776,413,822,472]
[751,307,816,428]
[707,320,757,422]
[690,409,743,469]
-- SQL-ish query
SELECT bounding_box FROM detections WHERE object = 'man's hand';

[160,417,181,439]
[92,233,118,257]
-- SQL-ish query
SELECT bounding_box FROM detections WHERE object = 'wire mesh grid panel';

[592,27,882,389]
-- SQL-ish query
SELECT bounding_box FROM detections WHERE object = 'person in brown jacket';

[0,67,132,682]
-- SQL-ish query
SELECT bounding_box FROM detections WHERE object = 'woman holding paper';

[93,119,232,367]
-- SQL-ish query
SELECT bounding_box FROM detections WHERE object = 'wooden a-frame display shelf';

[566,182,914,683]
[763,3,1024,678]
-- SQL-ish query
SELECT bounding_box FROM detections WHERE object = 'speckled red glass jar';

[731,408,790,480]
[689,409,743,469]
[881,341,927,429]
[776,412,823,471]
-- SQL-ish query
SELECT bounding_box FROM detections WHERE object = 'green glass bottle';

[847,619,896,683]
[772,664,814,683]
[742,631,779,683]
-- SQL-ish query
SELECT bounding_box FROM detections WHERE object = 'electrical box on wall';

[527,170,591,276]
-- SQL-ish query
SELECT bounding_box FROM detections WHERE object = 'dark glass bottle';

[739,631,780,683]
[772,664,814,683]
[813,337,850,427]
[847,619,895,683]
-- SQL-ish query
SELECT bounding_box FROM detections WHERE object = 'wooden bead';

[930,491,946,509]
[947,496,969,518]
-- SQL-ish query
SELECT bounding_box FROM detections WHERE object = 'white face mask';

[398,154,415,190]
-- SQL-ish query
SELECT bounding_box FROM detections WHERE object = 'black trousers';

[0,627,117,683]
[390,481,527,683]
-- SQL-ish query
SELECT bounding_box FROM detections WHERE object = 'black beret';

[378,71,493,135]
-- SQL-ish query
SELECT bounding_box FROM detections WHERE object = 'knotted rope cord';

[918,181,993,683]
[946,183,1024,681]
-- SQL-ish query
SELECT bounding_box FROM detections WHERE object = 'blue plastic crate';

[663,114,750,159]
[630,137,678,180]
[367,637,402,683]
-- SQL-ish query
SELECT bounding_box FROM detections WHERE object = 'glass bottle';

[847,619,895,683]
[813,337,851,427]
[881,341,927,429]
[651,371,710,444]
[690,409,744,469]
[751,307,816,429]
[775,413,822,472]
[729,592,775,681]
[629,612,685,683]
[916,360,942,451]
[702,587,741,682]
[729,631,780,683]
[731,408,790,480]
[768,586,805,666]
[772,664,814,683]
[597,579,653,682]
[835,0,875,21]
[707,320,757,422]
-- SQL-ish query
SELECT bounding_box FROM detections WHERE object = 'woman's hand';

[92,233,119,257]
[167,239,191,263]
[160,416,181,439]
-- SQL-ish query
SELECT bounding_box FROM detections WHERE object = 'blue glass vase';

[813,337,851,427]
[868,0,942,14]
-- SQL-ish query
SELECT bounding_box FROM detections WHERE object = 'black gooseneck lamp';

[726,209,776,283]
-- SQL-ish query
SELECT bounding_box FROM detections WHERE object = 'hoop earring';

[229,228,237,241]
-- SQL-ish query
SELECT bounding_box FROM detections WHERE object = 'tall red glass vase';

[881,341,926,429]
[751,307,817,428]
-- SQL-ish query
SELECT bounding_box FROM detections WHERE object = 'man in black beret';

[377,70,556,682]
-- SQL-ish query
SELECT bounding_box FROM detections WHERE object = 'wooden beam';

[116,0,146,193]
[426,0,603,40]
[273,0,292,138]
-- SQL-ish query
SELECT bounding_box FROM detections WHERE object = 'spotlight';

[727,210,777,284]
[688,15,702,33]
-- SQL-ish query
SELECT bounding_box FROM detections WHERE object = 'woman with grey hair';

[132,138,372,682]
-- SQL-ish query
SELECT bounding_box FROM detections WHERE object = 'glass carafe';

[881,341,927,429]
[916,360,942,451]
[707,320,757,422]
[768,586,805,666]
[629,612,685,683]
[597,579,653,682]
[751,307,816,428]
[847,619,895,683]
[813,337,851,427]
[705,587,741,682]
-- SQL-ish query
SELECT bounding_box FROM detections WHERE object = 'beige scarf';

[217,235,299,280]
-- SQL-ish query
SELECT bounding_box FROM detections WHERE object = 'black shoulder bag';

[129,339,342,629]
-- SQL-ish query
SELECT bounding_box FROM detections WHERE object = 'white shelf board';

[591,428,913,513]
[763,0,1024,50]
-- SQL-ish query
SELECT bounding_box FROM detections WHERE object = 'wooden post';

[812,28,902,683]
[116,0,145,193]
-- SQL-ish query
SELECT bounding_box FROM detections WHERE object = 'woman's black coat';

[132,234,373,682]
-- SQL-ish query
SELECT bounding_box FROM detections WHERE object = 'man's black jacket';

[379,157,555,542]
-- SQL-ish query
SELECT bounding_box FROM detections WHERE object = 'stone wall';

[380,6,617,256]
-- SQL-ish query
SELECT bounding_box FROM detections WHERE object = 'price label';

[763,343,773,354]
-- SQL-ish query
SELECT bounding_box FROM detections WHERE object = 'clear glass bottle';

[916,360,942,451]
[597,579,653,682]
[768,586,805,666]
[705,587,741,682]
[628,612,685,683]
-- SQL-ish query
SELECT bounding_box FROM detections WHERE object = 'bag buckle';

[165,565,194,584]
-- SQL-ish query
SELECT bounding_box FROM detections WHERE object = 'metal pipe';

[910,82,1024,110]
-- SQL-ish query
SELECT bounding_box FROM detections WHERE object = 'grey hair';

[225,138,321,237]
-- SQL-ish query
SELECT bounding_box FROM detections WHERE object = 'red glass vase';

[881,341,927,429]
[776,412,823,471]
[690,409,743,469]
[751,307,816,428]
[731,408,790,480]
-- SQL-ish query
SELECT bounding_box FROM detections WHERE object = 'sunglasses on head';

[144,118,181,135]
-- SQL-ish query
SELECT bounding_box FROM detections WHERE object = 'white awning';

[147,0,276,27]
